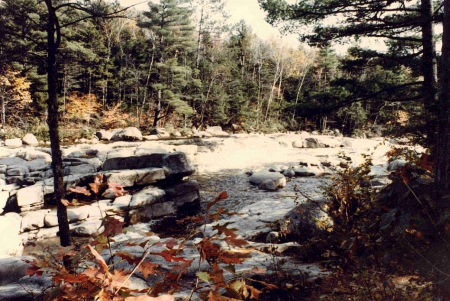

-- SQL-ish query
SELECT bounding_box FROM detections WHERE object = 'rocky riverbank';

[0,129,414,300]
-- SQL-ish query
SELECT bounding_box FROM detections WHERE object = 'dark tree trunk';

[436,0,450,201]
[421,0,438,147]
[44,0,71,247]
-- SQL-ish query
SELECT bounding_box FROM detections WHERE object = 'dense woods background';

[0,0,438,141]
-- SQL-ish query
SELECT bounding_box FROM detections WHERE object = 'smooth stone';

[249,171,286,188]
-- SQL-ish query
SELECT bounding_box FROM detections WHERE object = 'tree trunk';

[45,0,71,247]
[436,0,450,201]
[421,0,438,146]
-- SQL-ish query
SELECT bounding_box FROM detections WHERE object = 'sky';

[116,0,301,48]
[115,0,395,55]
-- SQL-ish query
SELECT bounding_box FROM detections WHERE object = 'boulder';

[22,133,39,146]
[111,195,132,209]
[16,149,52,163]
[24,159,48,172]
[258,179,277,191]
[293,167,317,177]
[387,159,406,171]
[16,185,44,208]
[249,171,286,188]
[20,209,50,232]
[0,213,23,257]
[111,127,142,141]
[104,168,166,187]
[0,157,26,166]
[150,128,171,139]
[64,163,96,176]
[129,187,166,208]
[44,206,90,227]
[302,138,324,148]
[129,202,177,223]
[5,138,22,148]
[71,219,103,237]
[102,152,196,182]
[206,126,229,137]
[142,135,159,141]
[0,256,35,286]
[6,165,29,176]
[162,180,200,206]
[95,129,114,141]
[0,191,9,214]
[284,202,333,241]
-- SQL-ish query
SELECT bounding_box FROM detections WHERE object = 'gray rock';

[129,187,166,208]
[0,157,26,166]
[206,126,229,137]
[102,152,195,181]
[0,191,9,213]
[24,159,48,172]
[111,127,142,141]
[129,202,177,222]
[303,137,324,148]
[95,129,114,141]
[16,185,44,207]
[293,167,317,177]
[163,180,200,206]
[20,209,50,232]
[68,151,84,158]
[284,202,333,241]
[266,232,280,244]
[64,163,96,176]
[292,140,303,148]
[71,219,103,237]
[111,195,132,209]
[0,274,52,300]
[283,169,296,178]
[5,138,22,148]
[0,164,7,174]
[387,159,406,171]
[22,133,39,146]
[104,168,165,187]
[249,171,286,188]
[258,179,277,191]
[44,206,90,227]
[0,256,35,286]
[142,135,159,141]
[6,165,29,176]
[150,128,171,139]
[0,213,23,257]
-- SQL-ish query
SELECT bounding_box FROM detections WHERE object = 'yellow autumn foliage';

[65,93,102,122]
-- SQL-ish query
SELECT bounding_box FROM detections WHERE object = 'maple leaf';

[138,261,160,279]
[102,217,125,237]
[61,199,72,207]
[224,236,248,248]
[196,271,211,283]
[87,245,111,279]
[177,215,204,224]
[110,269,131,288]
[207,291,240,301]
[153,249,188,262]
[69,186,91,196]
[108,182,127,197]
[165,238,178,250]
[207,191,228,210]
[126,295,174,301]
[212,222,239,238]
[244,284,261,299]
[115,252,139,265]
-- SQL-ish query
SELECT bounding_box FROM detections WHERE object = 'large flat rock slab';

[104,168,165,187]
[102,152,195,181]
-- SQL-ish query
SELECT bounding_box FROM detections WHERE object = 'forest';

[0,0,432,139]
[2,0,450,300]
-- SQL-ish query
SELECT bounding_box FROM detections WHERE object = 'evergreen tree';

[139,0,197,127]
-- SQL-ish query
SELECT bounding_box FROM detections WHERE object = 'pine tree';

[138,0,197,127]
